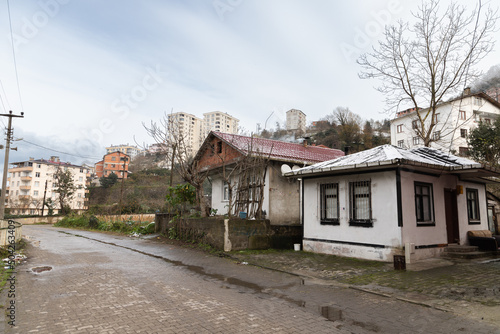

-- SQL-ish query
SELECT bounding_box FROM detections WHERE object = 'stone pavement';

[228,247,500,326]
[2,225,500,333]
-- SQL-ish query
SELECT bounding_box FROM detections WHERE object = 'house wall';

[209,164,300,226]
[400,171,488,261]
[302,171,402,261]
[268,162,301,225]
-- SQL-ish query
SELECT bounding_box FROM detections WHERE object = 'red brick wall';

[196,137,242,170]
[103,152,130,178]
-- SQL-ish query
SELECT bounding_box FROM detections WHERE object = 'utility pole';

[41,180,48,217]
[118,156,128,219]
[0,111,24,220]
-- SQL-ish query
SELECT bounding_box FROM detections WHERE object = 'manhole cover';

[32,266,52,273]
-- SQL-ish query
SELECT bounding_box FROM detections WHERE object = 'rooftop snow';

[287,145,482,175]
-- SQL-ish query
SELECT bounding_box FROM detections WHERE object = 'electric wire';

[6,0,24,113]
[19,139,102,160]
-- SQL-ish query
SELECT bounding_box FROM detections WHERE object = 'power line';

[19,139,102,160]
[6,0,24,113]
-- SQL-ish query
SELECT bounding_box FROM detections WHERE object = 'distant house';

[391,88,500,155]
[286,145,500,262]
[95,152,130,179]
[193,131,344,225]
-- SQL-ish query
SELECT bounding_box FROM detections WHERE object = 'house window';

[460,129,467,138]
[459,110,466,120]
[33,190,39,196]
[111,157,116,161]
[433,113,439,123]
[396,124,403,133]
[349,181,372,226]
[320,183,339,225]
[484,118,491,125]
[433,131,440,141]
[217,141,222,154]
[414,182,434,225]
[413,137,420,145]
[222,181,230,201]
[459,147,469,157]
[412,120,418,129]
[34,181,40,187]
[397,140,404,148]
[474,97,483,106]
[35,172,40,177]
[466,188,480,224]
[37,164,41,168]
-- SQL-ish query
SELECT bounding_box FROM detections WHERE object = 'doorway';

[444,189,459,244]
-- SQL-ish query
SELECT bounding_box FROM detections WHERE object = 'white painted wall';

[302,171,401,261]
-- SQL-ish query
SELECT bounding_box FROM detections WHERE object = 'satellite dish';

[292,165,300,170]
[281,164,292,175]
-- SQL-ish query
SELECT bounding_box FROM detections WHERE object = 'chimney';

[464,87,471,95]
[344,146,350,156]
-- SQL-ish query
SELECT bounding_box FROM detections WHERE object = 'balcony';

[9,166,34,173]
[20,185,31,191]
[21,176,32,182]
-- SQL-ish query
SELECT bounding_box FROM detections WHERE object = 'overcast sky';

[0,0,499,168]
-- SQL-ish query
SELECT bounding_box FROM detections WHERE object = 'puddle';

[57,230,306,307]
[32,266,52,273]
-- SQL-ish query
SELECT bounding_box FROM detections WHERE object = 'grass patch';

[54,214,156,235]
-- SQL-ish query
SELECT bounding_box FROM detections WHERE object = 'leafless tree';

[144,111,210,216]
[358,0,497,146]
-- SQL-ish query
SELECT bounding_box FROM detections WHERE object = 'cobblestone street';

[2,225,499,333]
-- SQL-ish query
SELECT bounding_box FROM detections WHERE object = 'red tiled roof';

[212,132,344,165]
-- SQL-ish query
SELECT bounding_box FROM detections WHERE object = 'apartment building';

[390,89,500,155]
[95,151,130,179]
[286,109,306,133]
[6,156,88,215]
[202,111,239,139]
[105,144,143,159]
[166,112,204,156]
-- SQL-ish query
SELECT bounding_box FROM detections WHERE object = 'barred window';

[466,188,480,224]
[414,182,434,225]
[320,183,339,225]
[349,181,372,226]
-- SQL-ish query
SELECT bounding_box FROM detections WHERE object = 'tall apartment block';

[286,109,306,133]
[202,111,239,139]
[6,156,89,215]
[167,112,204,156]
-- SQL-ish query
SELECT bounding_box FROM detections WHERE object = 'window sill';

[468,220,481,225]
[349,220,373,228]
[320,220,339,226]
[417,221,436,227]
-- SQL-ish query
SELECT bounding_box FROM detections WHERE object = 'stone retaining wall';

[155,214,302,251]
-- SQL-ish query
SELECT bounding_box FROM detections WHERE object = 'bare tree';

[358,0,497,146]
[144,111,210,216]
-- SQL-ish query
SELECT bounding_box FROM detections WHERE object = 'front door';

[444,189,460,244]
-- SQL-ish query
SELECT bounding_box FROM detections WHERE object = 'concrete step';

[444,245,478,253]
[442,251,496,259]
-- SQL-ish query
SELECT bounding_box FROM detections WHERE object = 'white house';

[193,131,344,225]
[286,145,500,262]
[391,89,500,156]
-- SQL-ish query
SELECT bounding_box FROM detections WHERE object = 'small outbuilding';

[285,145,500,262]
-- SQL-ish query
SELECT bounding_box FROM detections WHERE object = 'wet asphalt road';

[3,225,500,334]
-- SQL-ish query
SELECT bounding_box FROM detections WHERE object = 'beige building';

[202,111,239,139]
[167,112,204,156]
[105,144,143,159]
[286,109,306,133]
[6,156,89,215]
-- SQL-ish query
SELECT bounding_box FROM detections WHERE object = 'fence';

[0,220,23,247]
